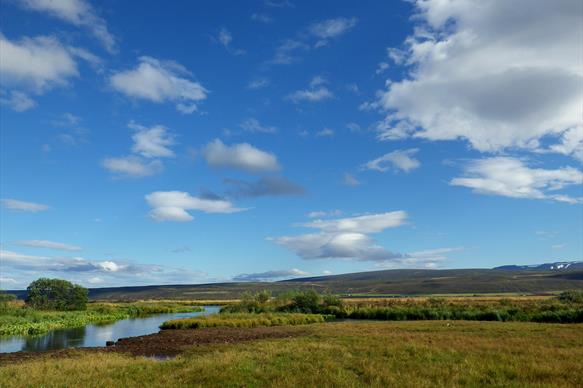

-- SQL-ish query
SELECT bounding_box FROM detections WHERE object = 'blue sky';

[1,0,582,288]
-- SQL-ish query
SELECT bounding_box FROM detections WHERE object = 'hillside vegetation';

[6,268,578,301]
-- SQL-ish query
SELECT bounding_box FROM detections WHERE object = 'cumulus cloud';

[224,176,305,198]
[372,0,582,160]
[364,149,420,173]
[240,118,277,134]
[233,268,308,282]
[129,122,175,158]
[102,122,175,178]
[271,212,409,262]
[0,249,207,288]
[110,56,207,114]
[15,240,82,252]
[145,191,245,222]
[202,139,280,173]
[309,17,358,48]
[16,0,116,52]
[274,232,405,262]
[0,34,79,92]
[1,199,49,212]
[300,211,408,234]
[450,157,583,203]
[102,156,163,177]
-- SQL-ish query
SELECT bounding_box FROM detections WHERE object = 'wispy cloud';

[15,0,116,52]
[233,268,308,282]
[1,199,49,212]
[15,240,82,252]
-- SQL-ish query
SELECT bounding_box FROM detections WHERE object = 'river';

[0,305,221,353]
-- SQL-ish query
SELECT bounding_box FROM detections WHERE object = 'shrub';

[160,313,328,330]
[557,290,583,304]
[25,278,88,311]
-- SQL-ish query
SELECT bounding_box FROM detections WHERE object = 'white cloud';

[102,122,175,178]
[376,62,389,75]
[316,128,334,138]
[307,210,342,218]
[0,91,36,112]
[270,39,309,65]
[215,28,246,56]
[102,156,163,177]
[17,0,116,52]
[364,149,420,173]
[343,173,360,187]
[145,191,245,222]
[240,118,277,134]
[300,211,408,234]
[110,56,207,114]
[271,211,426,263]
[251,13,273,23]
[309,17,357,48]
[373,0,582,160]
[247,77,270,90]
[287,86,333,103]
[15,240,82,252]
[1,199,49,212]
[450,157,583,203]
[0,34,78,92]
[202,139,280,173]
[129,122,175,158]
[233,268,308,281]
[0,249,208,288]
[273,232,404,262]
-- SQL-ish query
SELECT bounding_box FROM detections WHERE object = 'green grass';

[160,313,329,330]
[221,290,583,323]
[0,302,204,336]
[1,321,582,387]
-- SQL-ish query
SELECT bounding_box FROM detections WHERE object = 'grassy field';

[220,290,583,323]
[1,320,582,387]
[0,301,204,336]
[160,312,329,329]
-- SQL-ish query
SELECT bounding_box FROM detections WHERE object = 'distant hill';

[494,261,583,271]
[7,266,583,301]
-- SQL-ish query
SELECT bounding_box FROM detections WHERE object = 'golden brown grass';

[1,320,582,387]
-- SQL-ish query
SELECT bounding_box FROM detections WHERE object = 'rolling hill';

[7,264,583,300]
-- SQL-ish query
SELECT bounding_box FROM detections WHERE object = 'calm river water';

[0,305,221,353]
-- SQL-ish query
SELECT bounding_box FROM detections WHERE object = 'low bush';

[160,313,330,330]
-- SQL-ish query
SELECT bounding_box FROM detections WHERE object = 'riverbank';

[0,301,204,336]
[1,321,582,386]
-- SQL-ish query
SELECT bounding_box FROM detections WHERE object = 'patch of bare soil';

[0,326,311,365]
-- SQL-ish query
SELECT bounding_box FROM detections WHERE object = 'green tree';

[26,278,88,311]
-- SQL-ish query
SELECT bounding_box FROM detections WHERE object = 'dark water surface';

[0,306,220,353]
